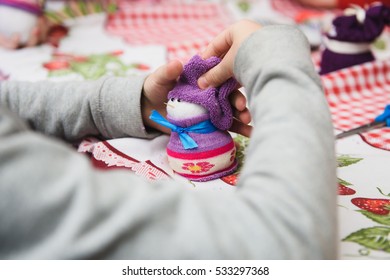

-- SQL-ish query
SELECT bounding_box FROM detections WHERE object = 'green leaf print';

[343,226,390,253]
[48,69,73,77]
[233,134,249,172]
[338,177,353,186]
[359,210,390,226]
[337,155,363,168]
[71,62,107,80]
[46,52,147,80]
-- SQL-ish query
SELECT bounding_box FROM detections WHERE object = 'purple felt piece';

[328,4,390,43]
[168,54,238,131]
[320,4,390,75]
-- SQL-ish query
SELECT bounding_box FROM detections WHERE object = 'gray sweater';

[0,25,337,259]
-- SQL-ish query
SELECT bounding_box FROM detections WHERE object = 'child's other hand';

[142,60,184,134]
[197,20,261,90]
[229,90,252,137]
[196,20,258,137]
[0,16,48,49]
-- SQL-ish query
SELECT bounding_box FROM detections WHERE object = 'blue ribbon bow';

[149,110,217,149]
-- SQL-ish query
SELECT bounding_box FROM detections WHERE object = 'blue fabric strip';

[149,110,217,149]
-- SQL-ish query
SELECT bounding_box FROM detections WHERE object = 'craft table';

[1,0,390,260]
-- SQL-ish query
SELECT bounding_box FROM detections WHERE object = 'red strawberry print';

[52,52,87,62]
[136,64,150,71]
[111,50,124,56]
[72,56,88,63]
[338,183,356,195]
[351,197,390,215]
[53,52,73,59]
[221,173,238,186]
[43,60,70,70]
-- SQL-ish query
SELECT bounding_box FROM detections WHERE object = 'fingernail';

[198,77,209,89]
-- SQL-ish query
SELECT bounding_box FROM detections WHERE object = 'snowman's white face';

[167,97,208,120]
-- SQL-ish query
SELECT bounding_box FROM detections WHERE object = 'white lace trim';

[78,139,170,181]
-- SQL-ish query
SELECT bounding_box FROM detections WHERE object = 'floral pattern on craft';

[182,162,214,174]
[229,149,236,162]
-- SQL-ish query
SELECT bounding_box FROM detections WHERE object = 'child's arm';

[0,76,160,140]
[235,23,337,258]
[200,20,337,259]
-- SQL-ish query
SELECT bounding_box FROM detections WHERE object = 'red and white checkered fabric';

[105,0,234,62]
[321,59,390,150]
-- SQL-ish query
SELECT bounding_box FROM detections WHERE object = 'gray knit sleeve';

[0,76,159,140]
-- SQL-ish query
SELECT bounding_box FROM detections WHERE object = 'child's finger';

[152,60,183,90]
[142,60,183,110]
[230,90,251,123]
[197,50,234,89]
[234,108,251,125]
[230,89,246,111]
[229,119,252,137]
[200,27,232,59]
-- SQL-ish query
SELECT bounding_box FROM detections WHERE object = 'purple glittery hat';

[327,4,390,43]
[167,54,238,131]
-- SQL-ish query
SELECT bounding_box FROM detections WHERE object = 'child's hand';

[142,60,184,134]
[195,20,259,137]
[229,89,252,137]
[197,20,261,90]
[0,16,48,49]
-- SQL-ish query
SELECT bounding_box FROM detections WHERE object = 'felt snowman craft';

[150,55,238,182]
[320,3,390,75]
[0,0,43,44]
